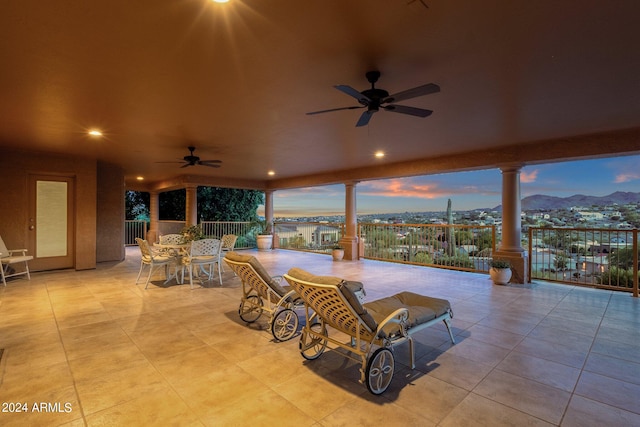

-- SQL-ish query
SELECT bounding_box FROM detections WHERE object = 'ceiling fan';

[158,146,222,168]
[306,71,440,127]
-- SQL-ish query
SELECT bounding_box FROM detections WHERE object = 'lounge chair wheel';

[239,295,263,323]
[366,348,395,395]
[299,320,327,360]
[271,308,299,341]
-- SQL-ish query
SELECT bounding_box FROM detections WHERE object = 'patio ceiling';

[1,1,639,191]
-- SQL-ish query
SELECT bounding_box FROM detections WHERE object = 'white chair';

[159,234,185,245]
[185,238,222,288]
[135,238,176,289]
[220,234,238,273]
[0,236,33,286]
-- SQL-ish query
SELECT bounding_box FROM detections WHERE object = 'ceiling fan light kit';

[307,71,439,127]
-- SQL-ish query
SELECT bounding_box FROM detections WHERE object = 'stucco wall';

[0,149,100,271]
[97,162,125,262]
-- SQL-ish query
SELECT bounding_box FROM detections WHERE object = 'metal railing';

[359,223,496,273]
[124,220,147,245]
[200,221,254,249]
[274,221,344,255]
[529,227,639,295]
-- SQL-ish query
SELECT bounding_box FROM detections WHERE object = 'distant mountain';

[492,191,640,211]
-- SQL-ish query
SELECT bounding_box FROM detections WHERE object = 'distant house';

[575,211,604,221]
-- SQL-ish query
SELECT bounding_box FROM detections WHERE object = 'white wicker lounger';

[284,267,455,395]
[224,251,302,341]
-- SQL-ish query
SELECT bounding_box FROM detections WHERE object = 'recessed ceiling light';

[136,176,144,181]
[88,129,103,137]
[212,0,229,3]
[268,170,275,176]
[375,151,385,158]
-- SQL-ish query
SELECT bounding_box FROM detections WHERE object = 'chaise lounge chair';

[283,267,455,395]
[223,251,304,341]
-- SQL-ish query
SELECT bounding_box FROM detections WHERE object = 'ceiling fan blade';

[199,159,222,164]
[335,85,370,104]
[383,104,433,117]
[355,110,375,127]
[383,83,440,103]
[199,162,222,168]
[306,106,364,115]
[180,163,191,168]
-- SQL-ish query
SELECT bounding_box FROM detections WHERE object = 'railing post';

[634,229,638,297]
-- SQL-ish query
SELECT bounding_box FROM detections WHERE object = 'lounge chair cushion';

[225,251,291,297]
[287,267,377,331]
[364,291,451,333]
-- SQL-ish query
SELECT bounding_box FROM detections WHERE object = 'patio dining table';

[154,242,190,284]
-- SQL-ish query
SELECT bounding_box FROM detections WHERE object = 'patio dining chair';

[0,235,33,286]
[220,234,238,273]
[185,238,223,288]
[135,238,176,288]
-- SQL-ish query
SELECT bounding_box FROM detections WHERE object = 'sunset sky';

[266,155,640,217]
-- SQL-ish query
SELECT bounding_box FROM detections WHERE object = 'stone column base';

[493,251,529,284]
[339,237,359,261]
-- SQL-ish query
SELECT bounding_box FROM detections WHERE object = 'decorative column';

[185,185,198,227]
[147,191,159,243]
[494,165,529,283]
[264,190,276,248]
[339,181,360,260]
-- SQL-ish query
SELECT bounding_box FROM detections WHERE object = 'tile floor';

[1,248,640,426]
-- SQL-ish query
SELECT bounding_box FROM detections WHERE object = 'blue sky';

[265,155,640,217]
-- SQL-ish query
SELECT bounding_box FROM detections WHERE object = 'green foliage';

[130,187,264,222]
[489,259,511,269]
[554,253,570,270]
[180,224,204,242]
[414,252,433,264]
[608,248,638,270]
[160,189,186,220]
[434,254,475,269]
[197,187,264,221]
[596,267,639,288]
[125,191,150,220]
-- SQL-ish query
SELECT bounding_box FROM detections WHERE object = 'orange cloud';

[520,169,538,183]
[360,178,448,199]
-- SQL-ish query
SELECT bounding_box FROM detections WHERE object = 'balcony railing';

[274,221,344,255]
[124,220,147,245]
[359,223,496,273]
[529,227,639,295]
[200,221,254,250]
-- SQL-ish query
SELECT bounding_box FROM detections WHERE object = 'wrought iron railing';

[273,221,344,255]
[200,221,254,249]
[124,220,147,245]
[529,227,639,295]
[359,223,496,273]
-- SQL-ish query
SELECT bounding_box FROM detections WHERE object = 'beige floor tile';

[496,351,581,392]
[320,394,435,427]
[574,371,640,414]
[84,391,202,426]
[562,395,640,427]
[473,369,571,424]
[440,392,554,427]
[2,247,640,425]
[201,389,315,426]
[416,351,494,391]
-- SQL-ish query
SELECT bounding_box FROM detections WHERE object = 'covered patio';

[1,248,639,426]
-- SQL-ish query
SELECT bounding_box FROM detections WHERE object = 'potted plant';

[254,219,273,251]
[489,259,512,285]
[331,244,344,261]
[181,224,204,242]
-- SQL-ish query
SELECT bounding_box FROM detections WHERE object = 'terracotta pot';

[256,234,272,251]
[332,249,344,261]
